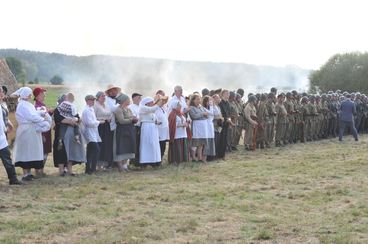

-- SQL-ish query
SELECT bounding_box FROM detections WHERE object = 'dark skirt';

[42,130,52,154]
[52,139,83,167]
[168,138,189,164]
[116,123,136,155]
[15,160,44,170]
[98,122,114,163]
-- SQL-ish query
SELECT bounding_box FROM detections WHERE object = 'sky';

[1,0,368,69]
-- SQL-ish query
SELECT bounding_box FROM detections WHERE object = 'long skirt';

[98,122,114,164]
[168,138,189,164]
[140,122,161,164]
[14,123,44,169]
[205,138,216,156]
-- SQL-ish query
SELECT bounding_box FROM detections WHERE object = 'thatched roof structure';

[0,59,19,111]
[0,59,18,92]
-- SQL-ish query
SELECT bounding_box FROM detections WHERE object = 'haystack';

[0,59,19,112]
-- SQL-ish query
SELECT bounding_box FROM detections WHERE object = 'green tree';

[5,56,26,84]
[309,52,368,94]
[50,75,63,85]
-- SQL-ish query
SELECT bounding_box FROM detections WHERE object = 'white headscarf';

[139,97,154,108]
[12,87,33,99]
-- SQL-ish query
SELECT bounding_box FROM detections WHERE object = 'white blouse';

[15,100,45,125]
[155,106,169,141]
[139,105,159,123]
[175,115,187,139]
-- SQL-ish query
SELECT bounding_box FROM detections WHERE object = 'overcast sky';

[1,0,367,69]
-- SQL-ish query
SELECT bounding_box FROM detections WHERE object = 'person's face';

[194,96,201,106]
[109,89,119,97]
[222,91,229,100]
[278,97,284,103]
[87,99,95,106]
[36,92,46,102]
[98,94,106,103]
[213,95,221,104]
[175,88,182,97]
[133,96,142,104]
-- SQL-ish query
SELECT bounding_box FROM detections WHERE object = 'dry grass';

[0,135,367,243]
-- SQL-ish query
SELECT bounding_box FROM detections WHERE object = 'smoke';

[61,56,310,111]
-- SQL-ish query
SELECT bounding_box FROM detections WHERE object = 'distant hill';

[0,49,311,96]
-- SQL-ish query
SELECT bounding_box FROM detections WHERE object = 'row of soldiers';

[216,87,368,150]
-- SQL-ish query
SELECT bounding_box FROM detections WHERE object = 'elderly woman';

[53,94,86,176]
[188,94,208,162]
[94,91,114,170]
[139,97,163,167]
[33,87,53,177]
[168,102,190,164]
[12,87,51,181]
[114,94,137,172]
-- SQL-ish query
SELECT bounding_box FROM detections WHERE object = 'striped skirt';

[168,138,189,164]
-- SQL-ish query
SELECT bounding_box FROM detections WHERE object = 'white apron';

[140,122,161,163]
[13,123,43,162]
[192,120,208,139]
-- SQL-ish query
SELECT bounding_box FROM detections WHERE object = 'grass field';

[0,135,367,243]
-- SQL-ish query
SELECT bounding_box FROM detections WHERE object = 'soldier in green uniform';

[300,96,310,142]
[244,95,258,150]
[256,94,269,149]
[275,93,287,147]
[284,92,296,144]
[292,91,302,143]
[308,95,319,140]
[232,93,244,149]
[265,93,276,148]
[228,91,239,151]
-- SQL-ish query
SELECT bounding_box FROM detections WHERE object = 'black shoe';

[22,175,33,181]
[9,179,23,185]
[231,146,238,151]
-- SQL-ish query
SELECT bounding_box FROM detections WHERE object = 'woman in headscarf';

[94,91,114,170]
[114,93,137,172]
[139,97,163,167]
[168,102,190,164]
[33,87,53,177]
[12,87,51,181]
[188,94,208,163]
[53,93,86,176]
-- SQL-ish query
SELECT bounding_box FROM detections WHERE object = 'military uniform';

[232,100,244,148]
[275,102,287,146]
[266,100,276,147]
[256,100,269,149]
[244,102,258,150]
[284,98,295,144]
[227,100,239,151]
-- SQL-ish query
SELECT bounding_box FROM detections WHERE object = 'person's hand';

[69,119,78,126]
[203,112,208,117]
[132,117,139,124]
[100,120,106,124]
[185,107,191,112]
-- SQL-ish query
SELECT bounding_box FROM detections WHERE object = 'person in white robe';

[155,96,169,160]
[12,87,51,181]
[139,97,163,166]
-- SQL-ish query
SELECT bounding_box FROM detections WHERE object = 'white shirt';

[168,95,187,113]
[106,96,119,130]
[155,106,169,141]
[175,115,187,139]
[139,105,159,123]
[82,105,101,143]
[128,103,140,126]
[15,100,45,125]
[0,106,8,150]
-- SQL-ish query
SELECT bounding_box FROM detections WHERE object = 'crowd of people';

[0,84,366,185]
